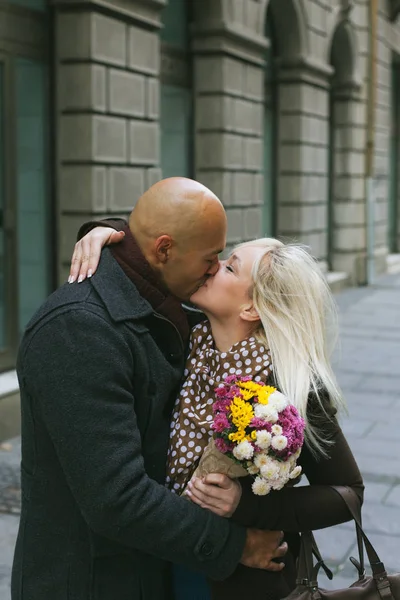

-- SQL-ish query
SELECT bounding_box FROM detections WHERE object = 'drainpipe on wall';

[365,0,378,284]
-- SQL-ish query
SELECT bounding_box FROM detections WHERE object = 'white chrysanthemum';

[254,404,278,423]
[260,460,280,480]
[271,435,288,451]
[268,391,288,412]
[252,476,271,496]
[247,463,260,475]
[271,424,283,436]
[290,465,302,479]
[279,461,291,478]
[254,453,269,469]
[255,430,272,450]
[271,478,285,491]
[233,440,254,461]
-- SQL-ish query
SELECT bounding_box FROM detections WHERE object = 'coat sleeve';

[22,308,246,580]
[77,218,127,241]
[232,393,364,532]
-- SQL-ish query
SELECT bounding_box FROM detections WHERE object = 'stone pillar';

[191,24,268,250]
[53,0,165,281]
[276,58,332,271]
[330,86,367,284]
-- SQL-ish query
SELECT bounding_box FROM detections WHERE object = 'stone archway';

[265,0,309,59]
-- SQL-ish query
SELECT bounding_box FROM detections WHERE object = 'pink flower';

[212,399,231,414]
[215,438,231,454]
[212,413,230,433]
[215,386,227,398]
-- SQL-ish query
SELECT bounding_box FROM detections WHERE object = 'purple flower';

[250,417,272,431]
[274,406,305,459]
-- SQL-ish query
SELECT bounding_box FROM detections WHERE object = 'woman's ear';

[240,302,260,323]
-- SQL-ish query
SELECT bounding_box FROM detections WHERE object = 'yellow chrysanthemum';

[240,389,255,401]
[238,381,261,393]
[229,429,246,442]
[257,385,277,405]
[230,396,254,430]
[244,430,258,443]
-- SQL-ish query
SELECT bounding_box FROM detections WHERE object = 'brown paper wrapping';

[181,439,248,496]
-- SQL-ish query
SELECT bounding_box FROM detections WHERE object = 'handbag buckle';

[296,578,309,586]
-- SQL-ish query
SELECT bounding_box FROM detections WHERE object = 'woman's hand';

[69,228,125,283]
[186,474,242,517]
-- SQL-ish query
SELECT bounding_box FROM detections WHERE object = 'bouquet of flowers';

[187,375,305,496]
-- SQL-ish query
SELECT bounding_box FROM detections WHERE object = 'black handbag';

[283,485,400,599]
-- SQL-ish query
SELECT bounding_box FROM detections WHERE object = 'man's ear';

[240,302,260,323]
[154,235,173,264]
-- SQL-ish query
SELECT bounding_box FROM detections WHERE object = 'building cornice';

[191,20,269,67]
[51,0,166,29]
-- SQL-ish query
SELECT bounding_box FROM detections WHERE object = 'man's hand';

[241,529,288,571]
[69,228,125,284]
[187,474,242,517]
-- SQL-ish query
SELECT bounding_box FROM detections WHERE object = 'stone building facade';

[1,0,400,415]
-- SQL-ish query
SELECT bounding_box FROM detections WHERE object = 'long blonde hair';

[236,238,345,456]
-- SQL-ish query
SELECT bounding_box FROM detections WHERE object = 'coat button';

[201,542,213,557]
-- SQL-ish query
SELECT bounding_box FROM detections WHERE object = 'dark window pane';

[5,0,46,11]
[0,64,5,350]
[16,58,50,333]
[161,0,189,50]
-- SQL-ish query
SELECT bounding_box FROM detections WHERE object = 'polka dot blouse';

[165,321,272,495]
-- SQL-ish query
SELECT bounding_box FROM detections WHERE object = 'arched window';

[160,0,193,179]
[328,20,360,273]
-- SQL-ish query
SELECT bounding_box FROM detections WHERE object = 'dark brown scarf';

[110,226,190,344]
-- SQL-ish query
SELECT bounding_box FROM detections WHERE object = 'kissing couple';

[13,177,363,600]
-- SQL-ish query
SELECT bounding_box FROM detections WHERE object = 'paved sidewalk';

[1,273,400,597]
[315,272,400,587]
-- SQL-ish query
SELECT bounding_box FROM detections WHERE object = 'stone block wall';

[193,48,266,248]
[52,0,400,285]
[55,1,164,280]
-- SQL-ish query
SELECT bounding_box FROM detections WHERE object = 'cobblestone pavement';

[1,273,400,597]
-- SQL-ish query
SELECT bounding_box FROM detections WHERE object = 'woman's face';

[190,244,265,320]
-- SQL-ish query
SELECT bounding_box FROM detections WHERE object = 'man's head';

[129,177,227,300]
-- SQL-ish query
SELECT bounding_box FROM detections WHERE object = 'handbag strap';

[297,486,393,599]
[330,486,389,579]
[331,485,365,576]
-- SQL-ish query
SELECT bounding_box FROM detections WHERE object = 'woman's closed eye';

[225,265,234,273]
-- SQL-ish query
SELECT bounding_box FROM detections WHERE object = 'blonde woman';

[70,222,363,600]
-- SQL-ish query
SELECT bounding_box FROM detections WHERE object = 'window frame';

[0,1,51,373]
[0,53,19,371]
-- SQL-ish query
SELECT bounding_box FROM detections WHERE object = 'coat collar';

[91,248,153,322]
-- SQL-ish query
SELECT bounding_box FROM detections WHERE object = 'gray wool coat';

[12,248,246,600]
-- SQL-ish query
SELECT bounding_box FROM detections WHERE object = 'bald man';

[14,178,286,600]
